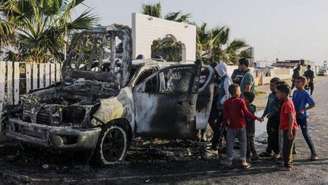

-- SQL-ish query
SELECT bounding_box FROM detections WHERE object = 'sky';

[75,0,328,63]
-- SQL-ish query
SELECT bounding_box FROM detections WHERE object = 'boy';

[292,76,318,160]
[276,84,298,170]
[260,77,282,159]
[244,92,259,162]
[223,84,263,168]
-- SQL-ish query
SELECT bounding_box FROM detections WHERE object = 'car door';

[133,64,200,139]
[196,66,215,129]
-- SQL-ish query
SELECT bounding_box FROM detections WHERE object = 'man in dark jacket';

[291,64,301,89]
[231,64,246,85]
[304,65,315,95]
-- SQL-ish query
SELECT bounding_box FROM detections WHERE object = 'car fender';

[91,87,135,132]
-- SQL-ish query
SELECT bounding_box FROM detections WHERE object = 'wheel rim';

[100,126,127,164]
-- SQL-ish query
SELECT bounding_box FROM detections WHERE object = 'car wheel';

[95,125,128,165]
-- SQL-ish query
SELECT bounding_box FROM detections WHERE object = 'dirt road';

[0,78,327,185]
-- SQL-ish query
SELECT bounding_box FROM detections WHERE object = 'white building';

[132,13,196,62]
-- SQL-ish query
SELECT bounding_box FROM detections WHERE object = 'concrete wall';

[259,67,293,85]
[132,13,196,61]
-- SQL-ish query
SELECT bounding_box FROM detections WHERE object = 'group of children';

[219,75,317,170]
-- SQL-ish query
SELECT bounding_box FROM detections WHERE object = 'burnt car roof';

[132,59,196,68]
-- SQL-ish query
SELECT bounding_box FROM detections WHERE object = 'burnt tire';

[94,125,128,165]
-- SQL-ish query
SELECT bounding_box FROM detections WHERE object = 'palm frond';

[164,12,180,21]
[66,10,96,30]
[226,39,248,52]
[164,11,191,23]
[0,18,13,45]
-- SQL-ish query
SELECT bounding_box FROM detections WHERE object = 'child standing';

[292,76,318,160]
[243,92,259,162]
[223,84,263,168]
[260,78,282,159]
[276,84,298,170]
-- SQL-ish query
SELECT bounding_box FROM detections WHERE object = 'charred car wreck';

[2,25,214,165]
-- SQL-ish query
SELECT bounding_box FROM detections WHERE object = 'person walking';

[304,65,315,95]
[292,76,318,160]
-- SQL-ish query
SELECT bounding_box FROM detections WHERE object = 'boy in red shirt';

[276,83,298,170]
[223,84,263,168]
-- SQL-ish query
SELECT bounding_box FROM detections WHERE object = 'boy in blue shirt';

[292,76,318,160]
[260,78,282,159]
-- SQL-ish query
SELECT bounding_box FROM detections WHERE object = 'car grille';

[36,108,52,125]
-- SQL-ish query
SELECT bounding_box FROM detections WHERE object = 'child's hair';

[276,80,287,86]
[244,92,255,103]
[276,83,291,95]
[296,76,307,84]
[229,84,239,95]
[270,77,281,84]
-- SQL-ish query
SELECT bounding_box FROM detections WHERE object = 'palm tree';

[0,0,96,63]
[196,23,249,64]
[142,3,161,18]
[141,3,191,23]
[197,23,220,63]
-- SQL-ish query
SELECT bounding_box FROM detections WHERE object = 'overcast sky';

[75,0,328,63]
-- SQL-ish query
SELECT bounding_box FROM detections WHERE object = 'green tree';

[196,23,250,64]
[142,3,161,18]
[164,11,191,23]
[0,0,96,63]
[142,3,191,23]
[151,34,184,62]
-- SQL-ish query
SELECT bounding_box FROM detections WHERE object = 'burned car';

[2,25,214,165]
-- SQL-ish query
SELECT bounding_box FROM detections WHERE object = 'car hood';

[17,79,120,127]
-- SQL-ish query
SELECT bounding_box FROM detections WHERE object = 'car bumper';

[5,118,101,150]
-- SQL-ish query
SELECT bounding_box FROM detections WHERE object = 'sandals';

[241,162,251,169]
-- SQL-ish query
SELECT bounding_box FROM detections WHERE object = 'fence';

[0,61,62,112]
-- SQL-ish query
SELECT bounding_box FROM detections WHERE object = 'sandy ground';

[0,77,327,185]
[254,84,270,110]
